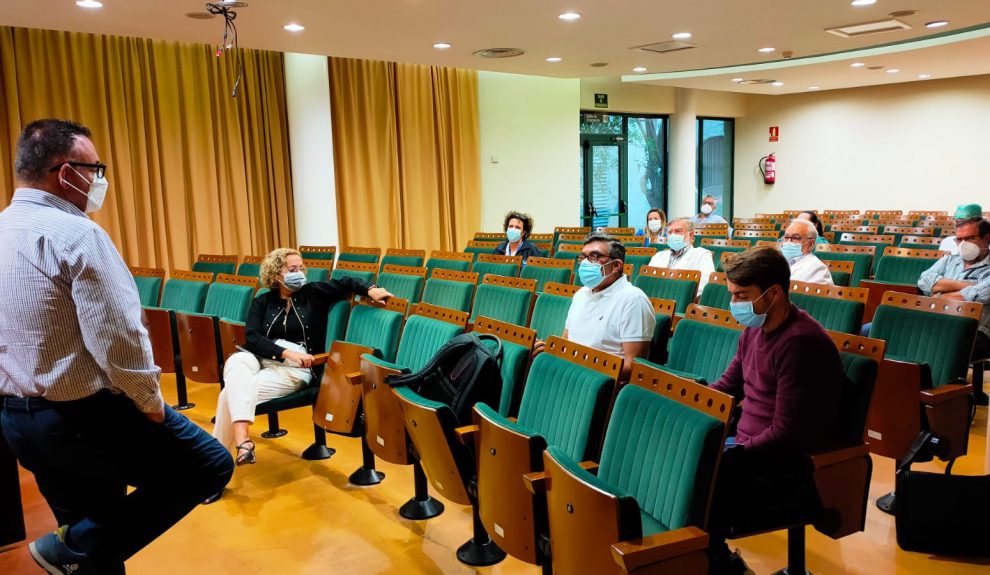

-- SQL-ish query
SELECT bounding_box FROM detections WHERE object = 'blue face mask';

[578,260,607,289]
[506,228,522,243]
[667,234,687,252]
[729,288,772,328]
[781,243,803,261]
[283,270,307,291]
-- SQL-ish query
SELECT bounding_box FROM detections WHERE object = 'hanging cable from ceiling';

[206,1,248,97]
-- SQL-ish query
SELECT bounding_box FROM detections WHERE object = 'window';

[697,117,735,223]
[580,112,667,230]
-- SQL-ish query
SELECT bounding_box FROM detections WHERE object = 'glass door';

[581,137,625,228]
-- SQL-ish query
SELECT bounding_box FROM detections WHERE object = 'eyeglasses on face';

[576,251,611,264]
[779,235,809,243]
[49,161,107,179]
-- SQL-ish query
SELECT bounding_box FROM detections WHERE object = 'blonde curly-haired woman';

[210,248,391,475]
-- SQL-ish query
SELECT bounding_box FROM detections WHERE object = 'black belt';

[0,396,57,412]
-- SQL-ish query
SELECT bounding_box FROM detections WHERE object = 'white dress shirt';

[788,253,834,285]
[564,276,656,357]
[0,188,163,413]
[648,246,716,295]
[939,236,959,256]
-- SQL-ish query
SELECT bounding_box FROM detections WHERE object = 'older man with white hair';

[780,218,833,285]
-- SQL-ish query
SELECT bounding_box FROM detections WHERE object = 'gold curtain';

[0,26,294,271]
[329,57,480,253]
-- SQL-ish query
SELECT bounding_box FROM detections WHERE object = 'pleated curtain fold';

[328,57,480,254]
[0,26,295,271]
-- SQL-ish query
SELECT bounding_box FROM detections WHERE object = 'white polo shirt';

[789,253,834,285]
[564,276,656,357]
[648,246,716,295]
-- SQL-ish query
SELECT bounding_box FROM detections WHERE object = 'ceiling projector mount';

[206,1,249,97]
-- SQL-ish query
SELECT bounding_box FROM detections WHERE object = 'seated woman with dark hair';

[494,210,543,263]
[211,248,392,476]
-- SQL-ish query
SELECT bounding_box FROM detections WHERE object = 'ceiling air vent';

[473,48,526,59]
[631,40,697,55]
[825,18,911,38]
[737,79,776,85]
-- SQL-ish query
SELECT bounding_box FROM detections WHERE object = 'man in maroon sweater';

[707,246,843,574]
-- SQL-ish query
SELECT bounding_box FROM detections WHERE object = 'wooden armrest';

[507,416,517,423]
[611,526,709,572]
[523,471,546,495]
[455,424,479,445]
[921,383,973,405]
[579,461,599,474]
[810,444,870,470]
[311,353,330,366]
[344,372,362,386]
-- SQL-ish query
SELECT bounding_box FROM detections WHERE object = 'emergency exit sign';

[595,93,608,108]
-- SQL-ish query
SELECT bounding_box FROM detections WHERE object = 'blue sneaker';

[28,525,94,574]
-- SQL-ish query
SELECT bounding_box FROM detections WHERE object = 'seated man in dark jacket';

[211,248,391,472]
[707,246,843,574]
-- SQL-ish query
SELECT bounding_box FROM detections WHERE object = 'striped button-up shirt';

[917,252,990,338]
[0,188,163,413]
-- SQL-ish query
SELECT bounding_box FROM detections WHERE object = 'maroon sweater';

[711,305,842,455]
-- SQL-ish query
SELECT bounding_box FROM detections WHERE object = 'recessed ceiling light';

[758,47,775,53]
[76,0,102,7]
[730,78,744,83]
[433,42,452,49]
[918,73,932,79]
[926,20,949,29]
[886,68,900,74]
[545,57,562,63]
[850,0,876,6]
[283,23,305,32]
[771,81,784,87]
[672,32,692,40]
[850,62,865,68]
[558,12,581,21]
[808,86,820,90]
[632,66,648,73]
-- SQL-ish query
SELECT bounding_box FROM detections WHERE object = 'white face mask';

[700,204,714,215]
[959,240,983,263]
[61,166,109,213]
[647,219,663,233]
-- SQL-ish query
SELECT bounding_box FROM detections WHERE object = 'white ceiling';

[3,0,989,94]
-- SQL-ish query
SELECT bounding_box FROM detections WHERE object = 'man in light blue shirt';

[0,119,233,574]
[692,194,730,226]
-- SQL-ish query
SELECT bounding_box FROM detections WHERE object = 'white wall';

[478,72,581,233]
[284,53,338,247]
[734,74,990,217]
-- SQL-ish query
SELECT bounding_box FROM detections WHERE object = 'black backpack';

[387,333,504,425]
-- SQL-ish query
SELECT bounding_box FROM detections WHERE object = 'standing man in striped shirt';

[0,119,233,574]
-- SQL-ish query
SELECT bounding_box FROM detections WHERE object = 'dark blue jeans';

[1,390,233,573]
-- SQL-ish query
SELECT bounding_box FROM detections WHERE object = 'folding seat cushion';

[376,266,426,304]
[469,276,535,327]
[871,305,976,388]
[519,257,572,292]
[420,270,477,313]
[790,293,864,334]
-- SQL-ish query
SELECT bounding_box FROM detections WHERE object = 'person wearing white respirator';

[779,219,833,285]
[210,248,392,490]
[555,233,654,382]
[938,204,983,256]
[635,207,666,246]
[692,194,730,226]
[493,210,543,263]
[647,217,715,296]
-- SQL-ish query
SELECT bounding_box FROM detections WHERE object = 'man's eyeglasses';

[576,251,611,264]
[49,161,107,179]
[779,235,808,243]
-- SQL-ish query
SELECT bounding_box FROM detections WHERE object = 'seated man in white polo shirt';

[781,218,833,285]
[563,233,656,381]
[647,217,715,295]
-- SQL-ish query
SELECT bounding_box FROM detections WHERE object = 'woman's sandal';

[235,440,256,466]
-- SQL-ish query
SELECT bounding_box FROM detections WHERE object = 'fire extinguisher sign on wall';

[760,154,776,184]
[769,126,779,142]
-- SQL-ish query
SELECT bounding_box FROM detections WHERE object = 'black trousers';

[1,391,233,573]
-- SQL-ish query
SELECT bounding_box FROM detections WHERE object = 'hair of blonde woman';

[645,208,667,239]
[259,248,303,288]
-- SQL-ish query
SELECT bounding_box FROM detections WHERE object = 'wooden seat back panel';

[313,340,375,435]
